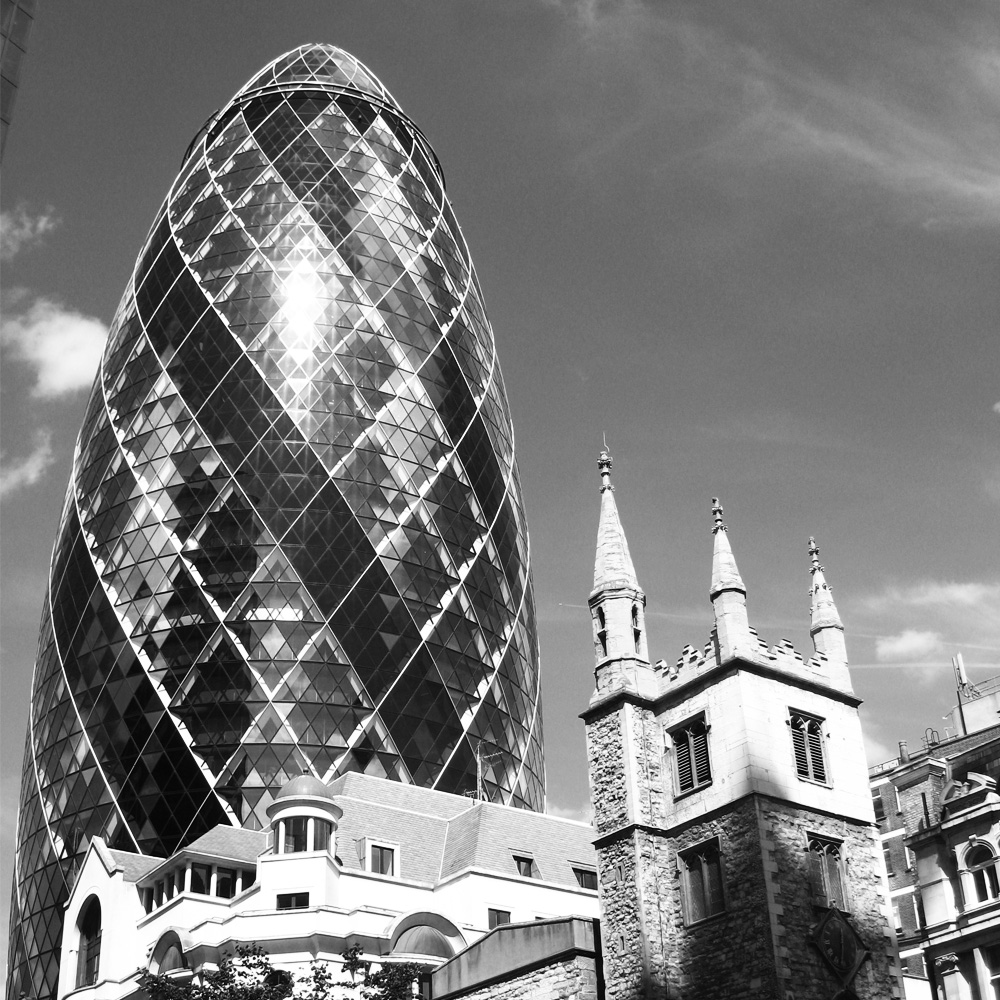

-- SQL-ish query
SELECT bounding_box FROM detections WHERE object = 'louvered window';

[679,838,726,923]
[789,711,827,783]
[671,716,712,794]
[807,835,846,909]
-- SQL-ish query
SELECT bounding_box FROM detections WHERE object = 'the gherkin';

[7,44,543,999]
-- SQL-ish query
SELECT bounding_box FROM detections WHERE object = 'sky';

[1,0,998,966]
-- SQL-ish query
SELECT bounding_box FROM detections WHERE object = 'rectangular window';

[190,864,211,895]
[573,867,598,890]
[671,715,712,795]
[807,835,846,910]
[488,908,511,929]
[882,845,893,875]
[277,892,309,910]
[283,816,308,853]
[983,944,1000,999]
[790,711,828,783]
[679,838,725,924]
[871,786,886,822]
[216,867,236,899]
[905,846,916,872]
[513,855,538,879]
[314,819,333,853]
[371,845,395,876]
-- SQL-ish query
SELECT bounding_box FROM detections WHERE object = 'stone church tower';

[583,451,903,999]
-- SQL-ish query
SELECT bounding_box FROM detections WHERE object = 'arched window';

[150,931,186,974]
[596,606,607,658]
[967,844,1000,903]
[76,896,102,988]
[631,604,641,653]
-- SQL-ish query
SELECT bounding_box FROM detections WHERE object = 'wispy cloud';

[0,429,55,499]
[0,205,59,261]
[697,411,847,449]
[552,1,1000,225]
[1,295,107,398]
[852,579,1000,674]
[875,629,943,663]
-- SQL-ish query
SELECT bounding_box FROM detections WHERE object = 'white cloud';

[854,578,1000,677]
[544,799,594,825]
[0,205,59,261]
[875,629,943,663]
[1,297,107,398]
[862,730,894,767]
[0,429,55,499]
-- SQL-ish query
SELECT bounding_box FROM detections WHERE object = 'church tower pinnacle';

[808,536,851,690]
[589,450,651,699]
[709,498,756,662]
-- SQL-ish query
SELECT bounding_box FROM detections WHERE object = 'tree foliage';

[137,943,427,1000]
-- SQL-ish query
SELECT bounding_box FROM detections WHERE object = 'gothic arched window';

[76,896,102,988]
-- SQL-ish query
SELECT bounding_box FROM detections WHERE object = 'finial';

[711,497,726,534]
[598,449,614,493]
[808,536,822,572]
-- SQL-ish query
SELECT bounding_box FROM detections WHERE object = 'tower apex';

[598,448,614,493]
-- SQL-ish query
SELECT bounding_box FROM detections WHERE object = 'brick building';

[582,451,903,999]
[869,723,1000,998]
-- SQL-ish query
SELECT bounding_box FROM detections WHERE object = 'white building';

[60,772,600,999]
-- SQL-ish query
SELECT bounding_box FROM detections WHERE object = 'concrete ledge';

[431,916,599,1000]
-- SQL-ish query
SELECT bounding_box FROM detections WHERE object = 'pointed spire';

[808,536,843,634]
[592,449,640,595]
[710,498,745,599]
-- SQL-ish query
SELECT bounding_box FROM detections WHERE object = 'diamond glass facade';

[7,44,543,999]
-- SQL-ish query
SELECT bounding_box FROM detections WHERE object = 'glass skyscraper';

[7,44,543,999]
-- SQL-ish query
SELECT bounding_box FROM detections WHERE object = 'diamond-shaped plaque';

[810,907,869,986]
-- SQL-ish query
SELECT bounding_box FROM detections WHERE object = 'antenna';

[475,741,503,802]
[952,652,981,736]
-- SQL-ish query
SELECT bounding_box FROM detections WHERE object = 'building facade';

[582,453,904,999]
[58,772,600,1000]
[7,43,544,1000]
[0,0,37,159]
[869,723,1000,998]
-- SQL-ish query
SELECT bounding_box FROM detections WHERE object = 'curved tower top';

[7,43,542,999]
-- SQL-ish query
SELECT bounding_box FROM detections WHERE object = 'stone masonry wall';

[658,797,778,998]
[759,797,902,1000]
[445,953,599,1000]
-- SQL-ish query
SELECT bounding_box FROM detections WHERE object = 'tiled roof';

[440,803,597,888]
[183,825,268,863]
[328,772,475,819]
[145,774,597,890]
[106,849,161,882]
[331,774,597,887]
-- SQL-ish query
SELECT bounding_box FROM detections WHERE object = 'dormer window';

[513,854,538,878]
[372,844,395,876]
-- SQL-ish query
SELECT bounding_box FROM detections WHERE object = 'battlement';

[658,623,844,692]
